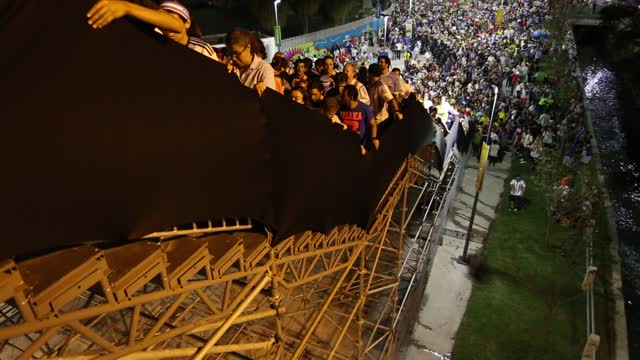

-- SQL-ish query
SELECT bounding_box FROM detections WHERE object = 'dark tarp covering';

[0,0,433,260]
[260,92,371,236]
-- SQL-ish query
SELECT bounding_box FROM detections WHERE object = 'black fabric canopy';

[0,0,434,260]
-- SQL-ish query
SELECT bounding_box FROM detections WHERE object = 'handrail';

[586,216,597,360]
[573,60,598,360]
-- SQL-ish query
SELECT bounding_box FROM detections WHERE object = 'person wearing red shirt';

[339,85,378,150]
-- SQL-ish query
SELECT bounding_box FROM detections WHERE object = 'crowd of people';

[380,1,596,207]
[86,0,596,171]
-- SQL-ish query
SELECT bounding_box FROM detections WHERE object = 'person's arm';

[366,106,379,150]
[369,119,379,150]
[381,84,403,120]
[389,97,403,120]
[87,0,183,32]
[253,62,277,96]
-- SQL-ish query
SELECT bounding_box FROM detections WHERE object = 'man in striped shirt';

[185,36,218,61]
[87,0,219,62]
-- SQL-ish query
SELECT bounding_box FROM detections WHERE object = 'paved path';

[399,154,511,360]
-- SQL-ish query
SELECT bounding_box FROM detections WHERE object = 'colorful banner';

[476,143,490,192]
[282,19,383,60]
[405,20,413,38]
[495,7,505,26]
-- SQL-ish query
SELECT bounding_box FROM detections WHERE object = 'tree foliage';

[323,0,356,26]
[248,0,287,34]
[600,4,640,30]
[291,0,321,33]
[600,4,640,69]
[546,0,570,46]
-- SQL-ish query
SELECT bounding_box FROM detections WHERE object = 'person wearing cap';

[367,63,403,138]
[86,0,219,62]
[225,27,275,96]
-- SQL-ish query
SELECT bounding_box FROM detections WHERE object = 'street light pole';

[273,0,281,51]
[458,85,499,264]
[383,16,388,49]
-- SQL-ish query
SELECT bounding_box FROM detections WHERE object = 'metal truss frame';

[0,154,461,360]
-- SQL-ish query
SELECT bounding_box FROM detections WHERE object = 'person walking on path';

[509,175,526,211]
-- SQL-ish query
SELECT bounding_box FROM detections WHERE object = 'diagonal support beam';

[16,326,60,360]
[290,237,368,360]
[191,273,271,360]
[69,320,118,353]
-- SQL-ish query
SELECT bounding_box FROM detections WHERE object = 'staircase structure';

[0,152,462,360]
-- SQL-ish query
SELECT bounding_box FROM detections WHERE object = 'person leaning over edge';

[225,27,276,96]
[87,0,182,32]
[87,0,219,62]
[366,64,403,139]
[339,85,376,154]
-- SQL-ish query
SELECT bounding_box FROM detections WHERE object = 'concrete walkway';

[399,154,512,360]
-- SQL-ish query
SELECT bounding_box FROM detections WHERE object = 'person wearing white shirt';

[344,63,370,105]
[509,176,526,211]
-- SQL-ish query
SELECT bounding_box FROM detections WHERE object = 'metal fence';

[393,147,467,356]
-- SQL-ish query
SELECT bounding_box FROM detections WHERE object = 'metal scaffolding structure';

[0,153,461,360]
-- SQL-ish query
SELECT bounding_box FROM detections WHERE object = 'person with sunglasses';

[86,0,218,62]
[225,27,275,96]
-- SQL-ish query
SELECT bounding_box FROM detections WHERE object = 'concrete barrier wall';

[280,5,394,56]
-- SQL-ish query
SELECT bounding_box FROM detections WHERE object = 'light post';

[383,15,388,49]
[274,0,281,51]
[458,84,499,265]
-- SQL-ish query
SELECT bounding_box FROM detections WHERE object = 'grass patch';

[452,157,610,360]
